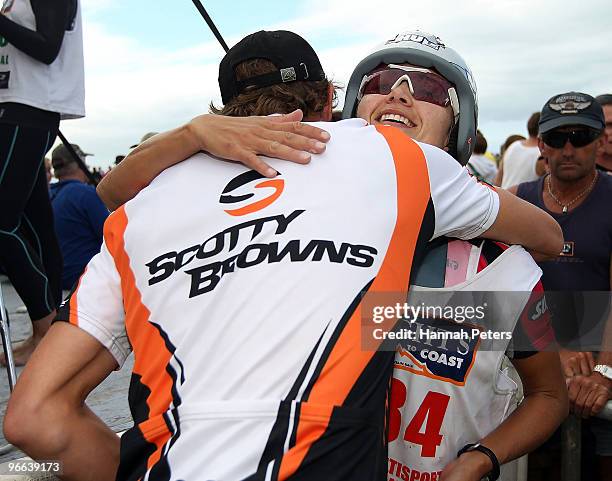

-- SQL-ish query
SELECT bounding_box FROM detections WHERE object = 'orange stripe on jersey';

[104,207,174,471]
[278,126,431,479]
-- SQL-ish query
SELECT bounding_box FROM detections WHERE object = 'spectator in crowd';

[498,112,545,188]
[49,144,108,291]
[499,134,525,163]
[595,94,612,174]
[0,0,85,365]
[130,131,159,149]
[467,129,498,184]
[511,91,612,481]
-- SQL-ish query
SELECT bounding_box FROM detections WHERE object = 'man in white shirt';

[498,112,546,188]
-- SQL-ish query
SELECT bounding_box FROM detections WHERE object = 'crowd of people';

[0,2,610,481]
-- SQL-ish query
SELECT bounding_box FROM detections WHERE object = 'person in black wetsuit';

[0,0,84,365]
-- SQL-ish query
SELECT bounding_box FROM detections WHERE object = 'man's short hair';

[473,129,487,155]
[527,112,540,137]
[595,94,612,107]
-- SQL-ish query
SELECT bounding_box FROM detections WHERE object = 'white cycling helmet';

[342,31,478,165]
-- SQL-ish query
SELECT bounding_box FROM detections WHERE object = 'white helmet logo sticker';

[385,32,445,51]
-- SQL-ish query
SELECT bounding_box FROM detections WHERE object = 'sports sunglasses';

[357,64,459,118]
[541,128,601,149]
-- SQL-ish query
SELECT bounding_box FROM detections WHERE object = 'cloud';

[60,0,612,167]
[59,20,224,166]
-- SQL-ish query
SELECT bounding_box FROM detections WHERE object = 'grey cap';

[130,131,158,149]
[51,143,92,169]
[539,92,605,134]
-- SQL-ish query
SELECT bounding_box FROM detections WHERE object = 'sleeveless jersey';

[388,241,543,481]
[58,120,499,481]
[0,0,85,118]
[517,174,612,349]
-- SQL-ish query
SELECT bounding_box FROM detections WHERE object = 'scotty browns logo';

[220,170,284,216]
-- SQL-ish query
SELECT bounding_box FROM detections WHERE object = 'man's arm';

[421,141,563,259]
[4,322,120,481]
[441,352,568,481]
[4,219,130,479]
[480,187,563,259]
[97,110,331,211]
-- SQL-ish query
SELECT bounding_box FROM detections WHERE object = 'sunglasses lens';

[542,129,600,148]
[360,69,451,108]
[570,129,599,147]
[411,73,452,107]
[542,131,567,148]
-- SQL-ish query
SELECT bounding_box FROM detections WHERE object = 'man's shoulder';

[514,177,541,196]
[598,169,612,189]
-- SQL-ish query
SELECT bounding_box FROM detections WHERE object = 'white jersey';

[388,241,543,481]
[0,0,85,118]
[59,120,499,481]
[500,141,540,189]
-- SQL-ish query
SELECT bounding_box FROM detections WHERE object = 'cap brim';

[539,116,603,134]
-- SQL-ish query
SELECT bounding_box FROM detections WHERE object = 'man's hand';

[560,350,595,377]
[567,374,611,418]
[440,451,492,481]
[189,109,331,177]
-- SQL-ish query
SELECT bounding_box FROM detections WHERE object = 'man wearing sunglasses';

[511,92,612,481]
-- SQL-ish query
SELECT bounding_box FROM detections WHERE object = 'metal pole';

[596,401,612,421]
[190,0,229,53]
[0,282,17,390]
[57,130,98,186]
[561,416,581,481]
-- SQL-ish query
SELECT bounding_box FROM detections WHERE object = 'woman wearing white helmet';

[339,31,567,481]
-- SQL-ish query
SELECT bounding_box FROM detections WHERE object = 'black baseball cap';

[539,92,605,134]
[218,30,326,104]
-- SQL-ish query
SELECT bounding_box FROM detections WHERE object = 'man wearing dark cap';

[595,94,612,174]
[511,92,612,480]
[6,30,563,481]
[49,143,109,290]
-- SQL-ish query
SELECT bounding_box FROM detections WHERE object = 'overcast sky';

[59,0,612,169]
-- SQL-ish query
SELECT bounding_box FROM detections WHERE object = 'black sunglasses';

[541,128,601,149]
